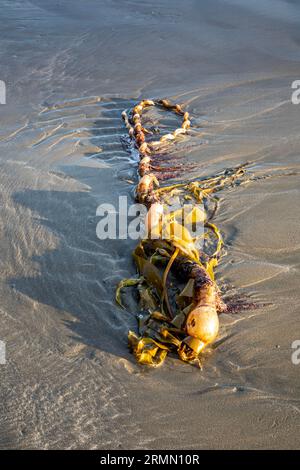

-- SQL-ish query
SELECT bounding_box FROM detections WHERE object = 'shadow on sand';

[9,99,141,363]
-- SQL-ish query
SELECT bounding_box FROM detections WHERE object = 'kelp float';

[117,99,252,367]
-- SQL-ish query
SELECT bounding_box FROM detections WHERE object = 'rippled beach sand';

[0,0,300,449]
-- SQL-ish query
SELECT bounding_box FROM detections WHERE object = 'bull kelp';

[117,99,254,367]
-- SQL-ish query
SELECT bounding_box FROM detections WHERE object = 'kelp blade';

[116,278,141,308]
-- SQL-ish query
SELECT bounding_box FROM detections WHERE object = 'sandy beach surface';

[0,0,300,449]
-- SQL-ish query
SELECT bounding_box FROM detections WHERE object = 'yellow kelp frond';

[171,237,199,262]
[178,339,203,366]
[128,331,169,367]
[138,284,158,311]
[184,206,206,225]
[205,222,223,259]
[133,253,163,296]
[116,278,142,308]
[206,257,219,281]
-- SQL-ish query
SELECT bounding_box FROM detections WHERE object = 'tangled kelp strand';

[117,99,255,367]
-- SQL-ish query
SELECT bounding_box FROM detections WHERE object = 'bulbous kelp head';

[186,306,219,344]
[179,306,219,362]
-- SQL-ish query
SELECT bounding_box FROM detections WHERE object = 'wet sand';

[0,0,300,449]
